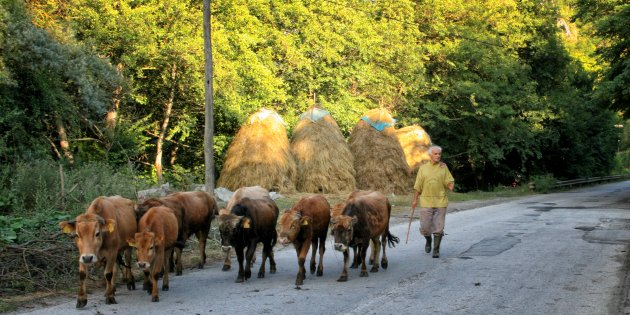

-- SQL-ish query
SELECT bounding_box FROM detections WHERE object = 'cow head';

[59,213,115,265]
[330,215,357,252]
[128,230,162,270]
[277,209,311,245]
[135,198,162,222]
[217,211,249,251]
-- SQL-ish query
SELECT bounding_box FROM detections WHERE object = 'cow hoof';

[337,276,348,282]
[235,276,244,283]
[162,285,169,291]
[76,299,87,308]
[127,282,136,290]
[270,266,276,274]
[105,297,117,305]
[370,266,379,273]
[295,279,304,286]
[197,263,204,269]
[310,265,316,274]
[244,270,251,279]
[222,265,231,271]
[152,296,159,302]
[317,270,323,277]
[381,260,388,269]
[176,270,182,276]
[257,272,265,278]
[360,271,369,277]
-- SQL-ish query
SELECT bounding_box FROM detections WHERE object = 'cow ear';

[59,220,76,234]
[242,217,251,229]
[127,238,136,247]
[301,216,312,226]
[351,216,358,225]
[330,217,337,225]
[104,219,116,233]
[156,235,164,246]
[219,208,229,216]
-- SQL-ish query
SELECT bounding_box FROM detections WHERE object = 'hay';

[348,108,410,195]
[217,108,297,193]
[396,125,432,175]
[290,107,356,193]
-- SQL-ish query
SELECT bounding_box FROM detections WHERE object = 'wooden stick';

[405,207,415,244]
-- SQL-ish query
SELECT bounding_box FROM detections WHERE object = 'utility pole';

[203,0,215,193]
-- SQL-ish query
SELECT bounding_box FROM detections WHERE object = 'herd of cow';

[58,186,400,308]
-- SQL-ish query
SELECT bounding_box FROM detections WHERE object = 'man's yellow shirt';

[414,162,455,208]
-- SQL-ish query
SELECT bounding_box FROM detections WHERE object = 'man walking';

[410,145,454,258]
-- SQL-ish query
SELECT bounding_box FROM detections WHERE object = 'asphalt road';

[13,181,630,315]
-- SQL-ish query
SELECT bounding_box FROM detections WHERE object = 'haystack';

[396,125,432,176]
[348,108,411,195]
[290,107,356,193]
[217,108,297,193]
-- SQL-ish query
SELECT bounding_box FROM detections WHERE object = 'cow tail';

[271,230,278,247]
[386,229,400,248]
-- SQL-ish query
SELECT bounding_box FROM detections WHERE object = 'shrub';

[531,174,557,194]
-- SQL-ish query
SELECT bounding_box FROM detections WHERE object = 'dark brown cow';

[331,190,372,269]
[59,196,137,308]
[218,197,278,283]
[220,186,269,270]
[277,195,331,286]
[136,191,218,275]
[330,191,400,282]
[128,206,179,302]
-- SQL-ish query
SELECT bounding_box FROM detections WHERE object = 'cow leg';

[143,270,152,293]
[196,229,209,269]
[337,250,349,282]
[359,245,369,277]
[76,264,88,308]
[309,238,317,275]
[235,246,246,283]
[296,242,308,285]
[268,244,276,274]
[162,248,173,291]
[173,246,183,276]
[104,258,117,304]
[370,236,381,273]
[149,268,159,302]
[316,236,325,276]
[222,247,232,271]
[245,242,257,280]
[258,245,268,279]
[381,234,389,269]
[123,248,135,290]
[350,246,360,269]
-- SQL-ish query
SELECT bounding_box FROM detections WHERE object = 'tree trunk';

[106,64,124,130]
[155,63,177,184]
[203,0,215,193]
[56,116,74,164]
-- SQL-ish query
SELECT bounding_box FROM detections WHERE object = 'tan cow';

[136,190,218,275]
[128,206,179,302]
[277,195,330,286]
[59,196,137,308]
[220,186,270,271]
[330,191,400,282]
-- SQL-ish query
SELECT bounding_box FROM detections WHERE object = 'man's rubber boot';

[424,235,432,253]
[432,234,442,258]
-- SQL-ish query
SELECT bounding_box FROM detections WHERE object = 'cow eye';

[95,231,100,237]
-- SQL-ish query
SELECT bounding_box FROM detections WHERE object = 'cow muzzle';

[79,254,97,265]
[137,261,150,269]
[221,246,232,252]
[334,243,347,252]
[278,237,290,246]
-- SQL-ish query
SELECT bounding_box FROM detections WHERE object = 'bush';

[531,174,557,194]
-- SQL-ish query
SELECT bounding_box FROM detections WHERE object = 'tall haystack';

[348,108,411,195]
[396,125,432,176]
[217,108,297,193]
[290,107,356,193]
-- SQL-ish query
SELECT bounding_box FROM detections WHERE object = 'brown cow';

[136,191,218,275]
[220,186,270,271]
[330,191,400,282]
[128,206,179,302]
[59,196,137,308]
[277,195,331,286]
[218,197,278,283]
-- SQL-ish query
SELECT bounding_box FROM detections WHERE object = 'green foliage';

[531,174,557,194]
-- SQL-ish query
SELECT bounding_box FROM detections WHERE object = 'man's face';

[430,149,442,163]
